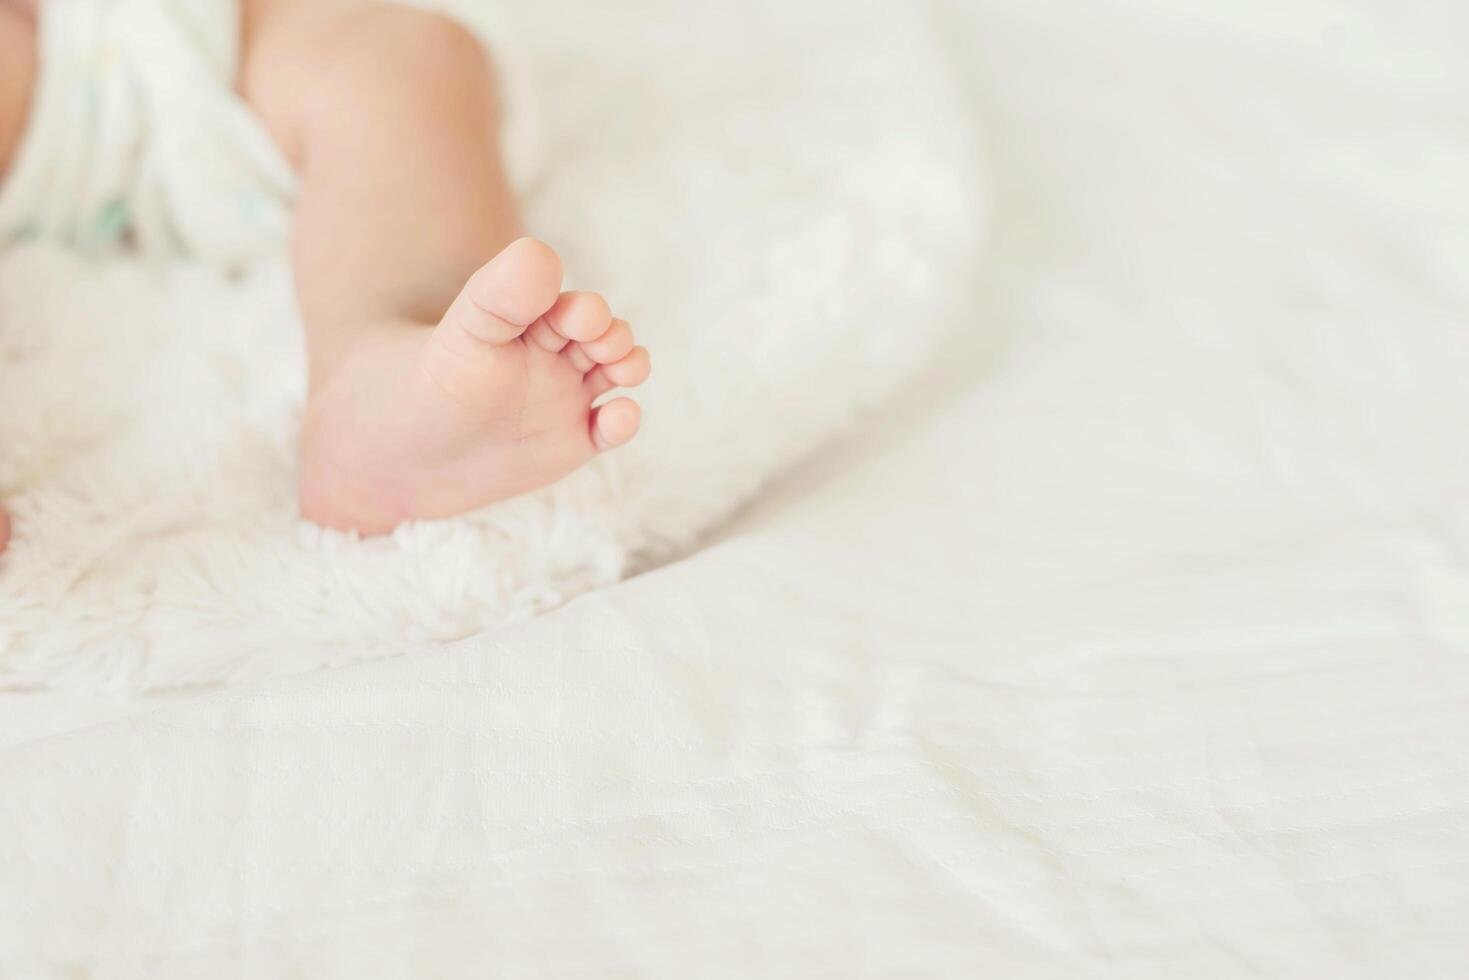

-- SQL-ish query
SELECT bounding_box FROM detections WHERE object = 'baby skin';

[0,0,650,551]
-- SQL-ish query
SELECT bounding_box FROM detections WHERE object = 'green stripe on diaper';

[93,197,131,243]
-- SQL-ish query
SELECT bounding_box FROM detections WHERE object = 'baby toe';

[578,318,635,366]
[590,397,642,452]
[585,346,652,397]
[605,346,651,387]
[526,317,569,352]
[564,343,597,373]
[439,238,564,347]
[546,291,613,343]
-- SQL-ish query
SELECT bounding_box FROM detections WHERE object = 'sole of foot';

[298,238,651,535]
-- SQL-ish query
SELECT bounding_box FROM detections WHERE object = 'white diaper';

[0,0,539,268]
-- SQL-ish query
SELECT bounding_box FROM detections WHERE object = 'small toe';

[526,317,569,353]
[587,345,652,393]
[610,347,652,387]
[578,318,635,366]
[564,344,596,374]
[590,397,642,452]
[546,291,613,343]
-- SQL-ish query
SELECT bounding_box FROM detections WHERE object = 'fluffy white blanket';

[0,0,980,689]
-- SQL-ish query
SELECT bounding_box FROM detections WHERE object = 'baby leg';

[239,1,650,533]
[0,1,36,554]
[0,2,33,172]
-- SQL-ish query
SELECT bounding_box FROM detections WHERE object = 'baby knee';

[387,8,484,58]
[353,6,492,86]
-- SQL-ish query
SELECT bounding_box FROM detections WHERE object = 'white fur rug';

[0,0,980,690]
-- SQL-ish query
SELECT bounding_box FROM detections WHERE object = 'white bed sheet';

[3,0,1469,974]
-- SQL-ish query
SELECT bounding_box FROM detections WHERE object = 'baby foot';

[298,238,651,535]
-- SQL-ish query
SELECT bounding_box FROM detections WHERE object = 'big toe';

[447,238,565,344]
